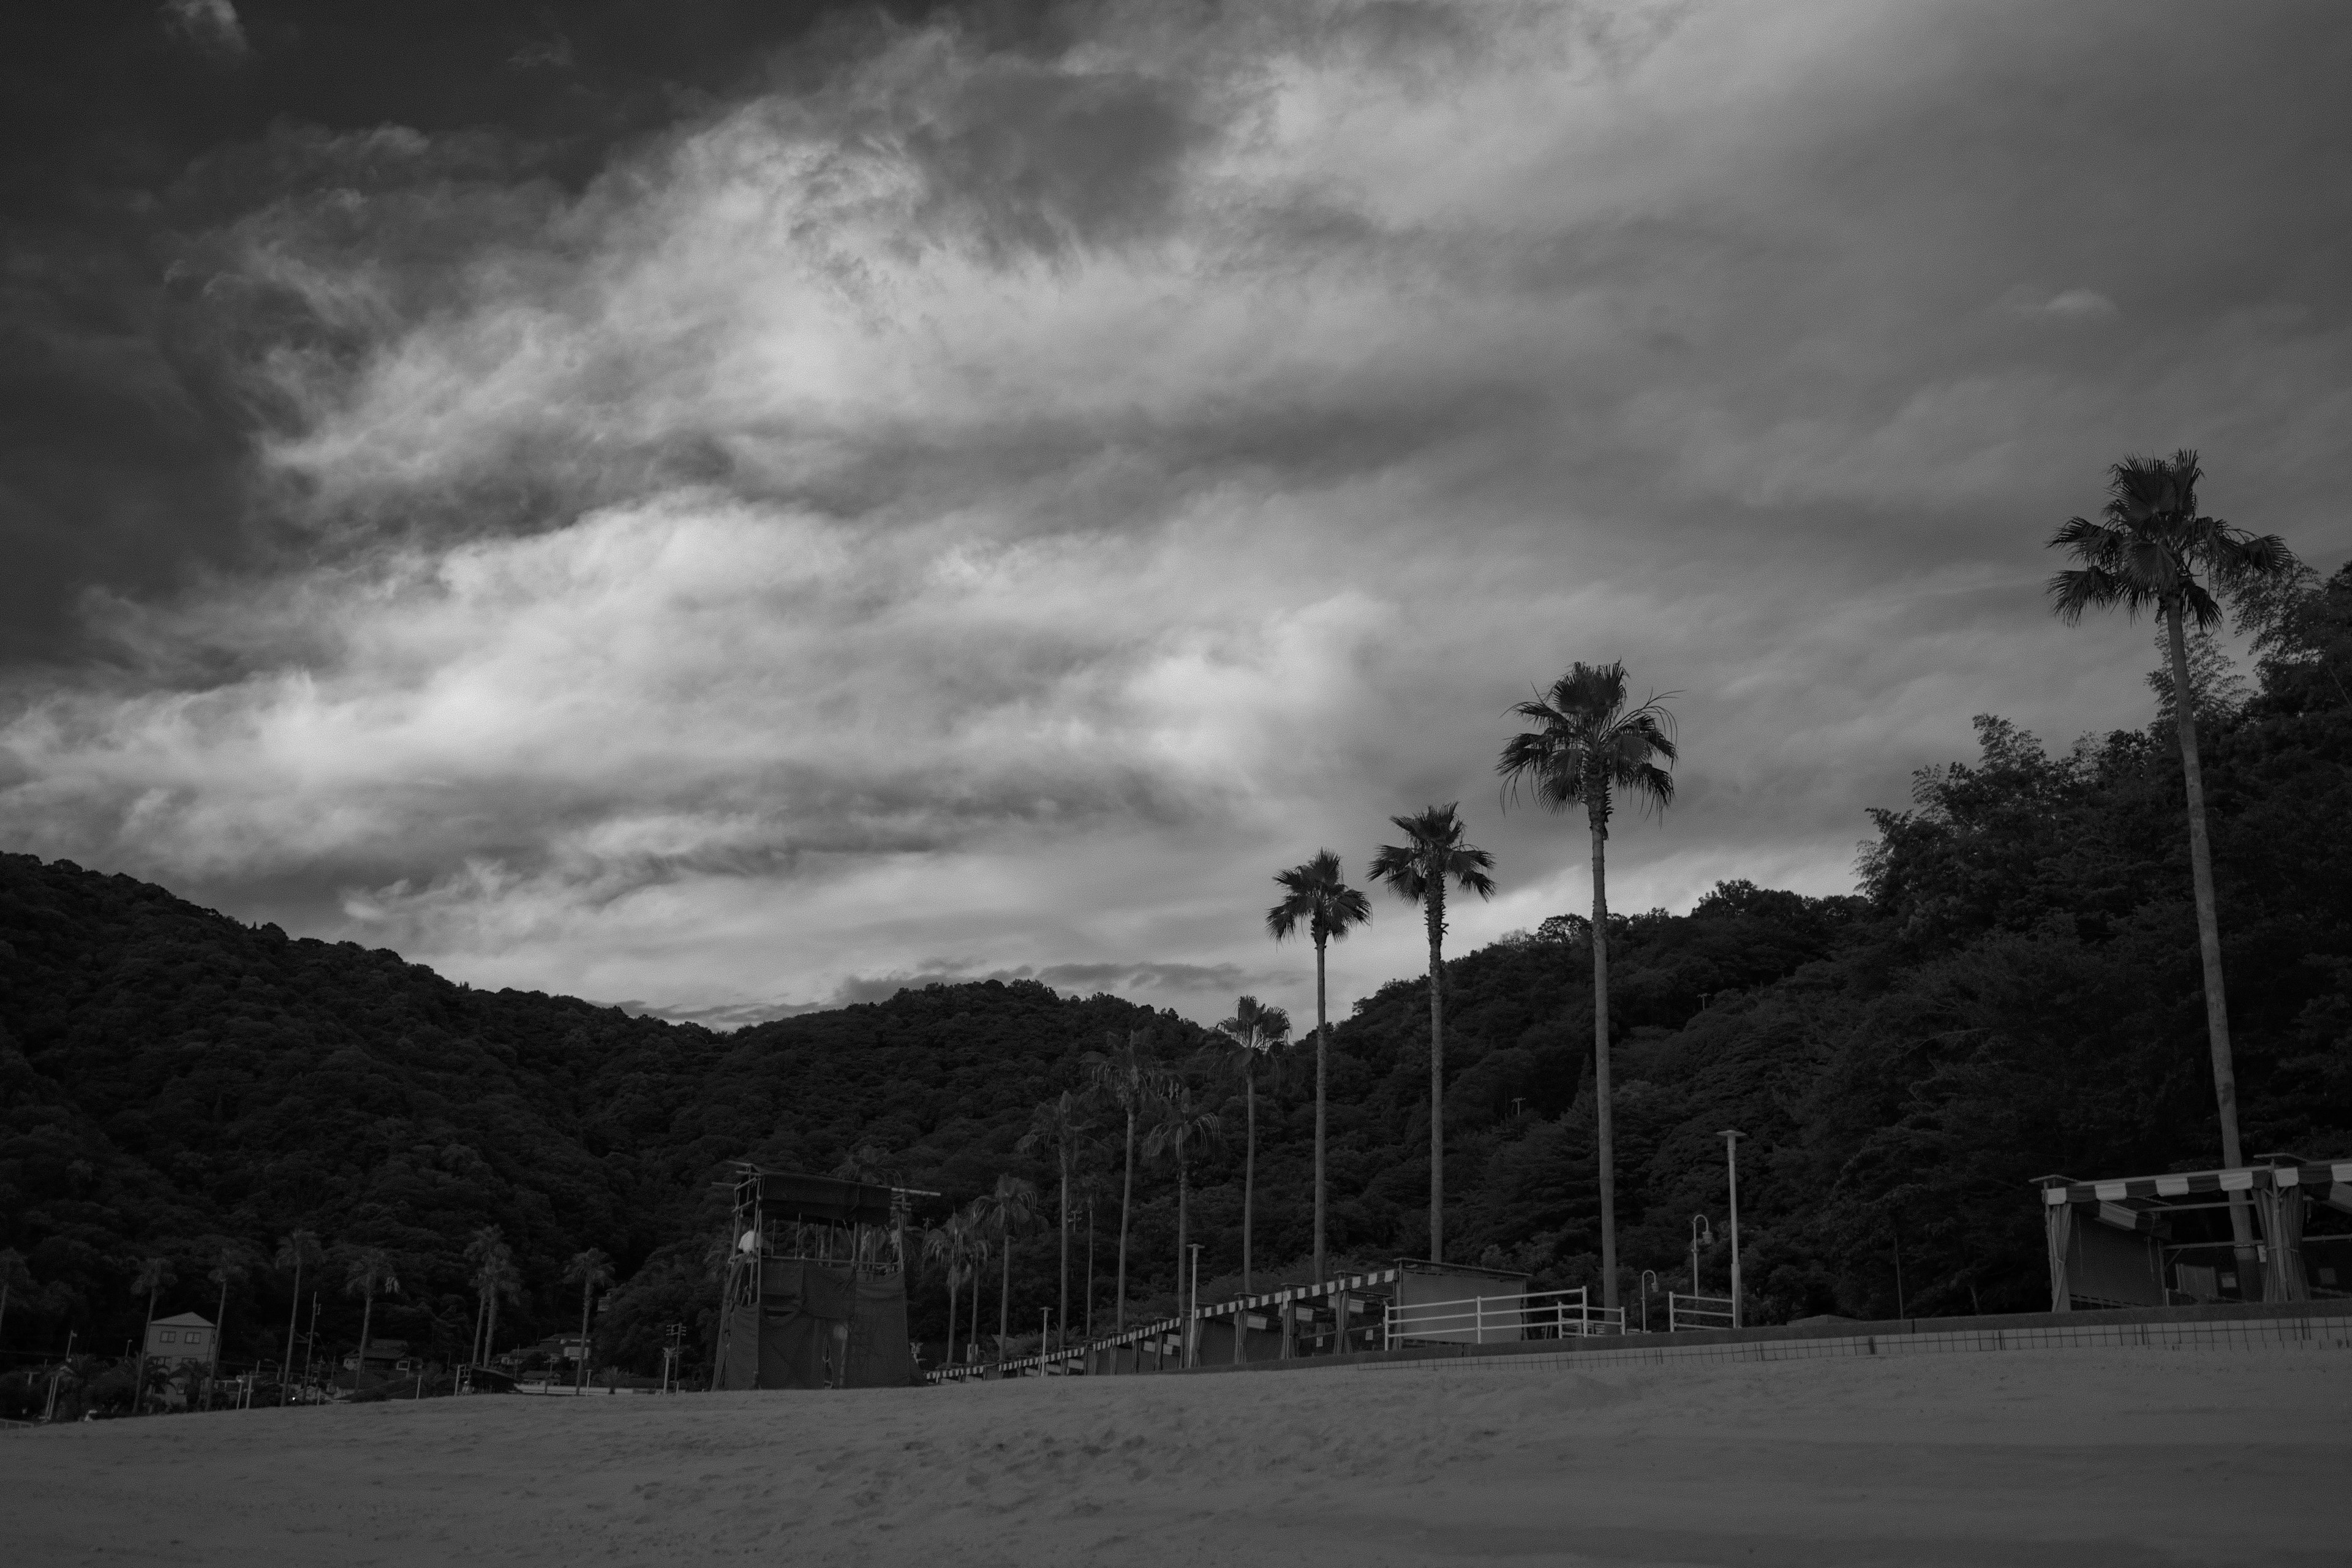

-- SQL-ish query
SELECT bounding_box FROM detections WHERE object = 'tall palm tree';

[205,1243,251,1379]
[1077,1167,1112,1341]
[1083,1031,1173,1330]
[562,1249,616,1392]
[274,1230,323,1401]
[463,1226,516,1368]
[973,1175,1039,1361]
[1016,1093,1093,1350]
[1211,997,1291,1292]
[131,1255,174,1413]
[1371,804,1497,1266]
[963,1217,992,1362]
[2049,450,2296,1290]
[920,1218,974,1368]
[1266,851,1373,1283]
[1498,661,1678,1313]
[1142,1085,1222,1363]
[342,1247,400,1392]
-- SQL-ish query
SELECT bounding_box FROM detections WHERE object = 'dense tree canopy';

[4,566,2347,1374]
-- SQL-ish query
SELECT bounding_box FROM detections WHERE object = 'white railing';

[1385,1286,1623,1348]
[1667,1291,1735,1332]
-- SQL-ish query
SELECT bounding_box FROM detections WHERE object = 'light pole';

[1040,1306,1051,1361]
[1717,1130,1745,1329]
[1186,1244,1202,1368]
[1638,1270,1659,1333]
[1688,1215,1713,1297]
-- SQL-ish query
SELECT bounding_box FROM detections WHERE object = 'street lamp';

[1688,1214,1713,1297]
[1638,1270,1659,1333]
[1717,1130,1745,1329]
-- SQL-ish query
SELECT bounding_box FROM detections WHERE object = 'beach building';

[2037,1156,2352,1309]
[145,1312,215,1365]
[339,1338,410,1373]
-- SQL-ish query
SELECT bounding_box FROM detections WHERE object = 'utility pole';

[1688,1214,1712,1298]
[1718,1131,1745,1329]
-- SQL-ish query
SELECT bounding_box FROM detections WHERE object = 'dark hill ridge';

[2,564,2348,1375]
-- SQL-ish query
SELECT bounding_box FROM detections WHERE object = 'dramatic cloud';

[4,1,2350,1025]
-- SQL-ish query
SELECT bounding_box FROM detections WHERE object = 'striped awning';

[1193,1267,1401,1319]
[2038,1163,2352,1205]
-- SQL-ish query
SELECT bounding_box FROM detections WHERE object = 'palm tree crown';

[2048,451,2292,628]
[1497,660,1678,1314]
[1496,662,1677,830]
[1371,804,1496,1266]
[1265,851,1374,949]
[1266,850,1371,1284]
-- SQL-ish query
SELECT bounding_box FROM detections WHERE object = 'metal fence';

[1667,1291,1735,1332]
[1387,1286,1624,1348]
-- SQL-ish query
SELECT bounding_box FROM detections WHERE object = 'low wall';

[1172,1298,2352,1379]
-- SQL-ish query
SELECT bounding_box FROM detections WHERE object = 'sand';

[9,1349,2345,1566]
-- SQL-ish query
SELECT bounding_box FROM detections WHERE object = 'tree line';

[3,454,2347,1393]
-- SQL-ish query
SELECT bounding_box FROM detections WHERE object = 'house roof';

[152,1312,215,1329]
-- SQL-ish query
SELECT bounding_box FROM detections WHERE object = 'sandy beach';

[9,1348,2345,1567]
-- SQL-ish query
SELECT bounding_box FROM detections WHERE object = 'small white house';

[146,1311,215,1365]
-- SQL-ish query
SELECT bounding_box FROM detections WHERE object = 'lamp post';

[1717,1130,1745,1329]
[1638,1270,1659,1333]
[1688,1214,1713,1297]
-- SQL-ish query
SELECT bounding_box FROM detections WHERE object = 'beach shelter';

[711,1166,930,1390]
[2036,1158,2352,1310]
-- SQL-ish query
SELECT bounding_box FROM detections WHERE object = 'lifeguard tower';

[711,1165,930,1390]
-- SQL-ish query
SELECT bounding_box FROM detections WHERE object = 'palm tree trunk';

[997,1232,1011,1359]
[2168,605,2260,1292]
[213,1276,230,1376]
[284,1263,305,1398]
[1117,1108,1136,1330]
[1313,933,1329,1285]
[139,1285,157,1414]
[1058,1155,1071,1352]
[356,1289,376,1394]
[576,1286,592,1392]
[944,1264,959,1369]
[969,1253,982,1361]
[1427,882,1446,1265]
[1243,1068,1256,1293]
[467,1288,484,1370]
[1084,1200,1097,1341]
[1177,1156,1190,1366]
[1592,809,1619,1313]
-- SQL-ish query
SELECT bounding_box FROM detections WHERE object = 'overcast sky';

[4,1,2348,1028]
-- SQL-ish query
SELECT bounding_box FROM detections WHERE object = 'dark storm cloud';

[0,0,1014,665]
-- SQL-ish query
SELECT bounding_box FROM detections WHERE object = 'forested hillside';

[4,567,2348,1375]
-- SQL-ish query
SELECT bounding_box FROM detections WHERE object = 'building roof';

[151,1312,215,1329]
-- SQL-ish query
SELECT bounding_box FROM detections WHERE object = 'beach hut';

[2036,1157,2352,1310]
